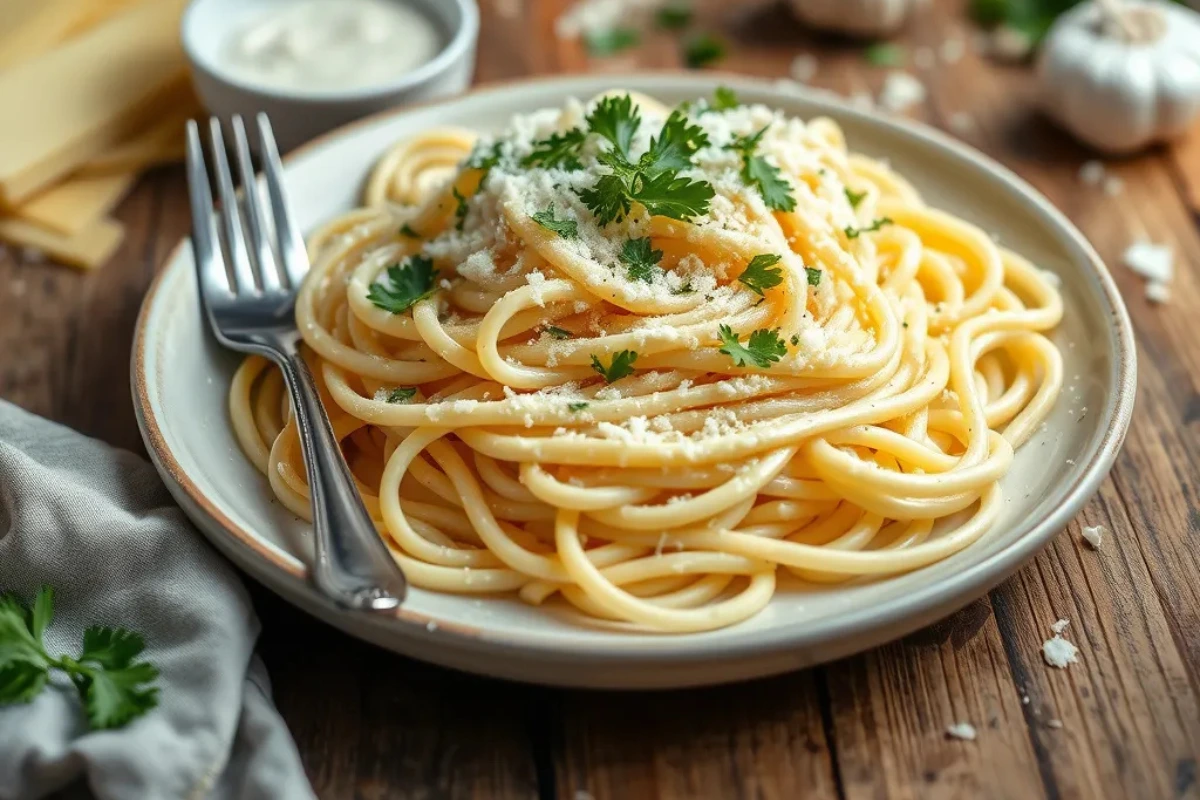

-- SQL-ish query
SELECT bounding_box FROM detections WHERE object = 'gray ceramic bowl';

[181,0,479,152]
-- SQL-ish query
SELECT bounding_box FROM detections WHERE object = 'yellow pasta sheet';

[0,0,188,207]
[0,216,124,270]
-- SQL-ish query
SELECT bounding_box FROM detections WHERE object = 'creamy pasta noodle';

[229,90,1063,633]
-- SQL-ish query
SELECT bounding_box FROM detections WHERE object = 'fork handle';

[275,348,407,610]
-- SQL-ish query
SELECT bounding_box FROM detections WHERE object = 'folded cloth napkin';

[0,401,316,800]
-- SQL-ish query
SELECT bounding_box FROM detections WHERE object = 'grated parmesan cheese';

[1042,621,1080,669]
[946,722,977,741]
[1146,281,1171,304]
[1081,524,1105,549]
[1123,240,1173,283]
[790,53,818,83]
[1078,160,1105,186]
[879,72,927,113]
[1046,719,1064,729]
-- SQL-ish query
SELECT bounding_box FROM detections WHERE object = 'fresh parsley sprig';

[522,129,587,170]
[590,350,638,383]
[620,237,664,283]
[717,326,787,369]
[738,253,784,296]
[386,387,417,403]
[399,223,421,239]
[806,267,823,286]
[727,127,796,212]
[683,33,726,69]
[710,86,740,111]
[844,187,867,208]
[0,586,159,730]
[844,217,893,239]
[367,256,438,314]
[577,96,715,225]
[544,325,573,339]
[451,187,469,231]
[532,206,579,239]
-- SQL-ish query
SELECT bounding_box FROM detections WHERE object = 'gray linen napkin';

[0,401,316,800]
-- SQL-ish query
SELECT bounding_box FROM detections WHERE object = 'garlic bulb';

[1037,0,1200,154]
[787,0,917,38]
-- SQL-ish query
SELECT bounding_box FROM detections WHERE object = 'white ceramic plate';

[133,73,1136,689]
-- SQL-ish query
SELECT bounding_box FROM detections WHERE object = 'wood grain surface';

[3,1,1198,797]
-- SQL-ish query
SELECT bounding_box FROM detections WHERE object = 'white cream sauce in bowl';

[182,0,479,151]
[223,0,444,93]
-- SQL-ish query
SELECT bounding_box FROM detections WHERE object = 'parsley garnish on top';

[522,128,587,170]
[806,267,822,286]
[0,586,159,730]
[738,253,784,296]
[718,325,787,369]
[532,206,579,238]
[577,96,715,225]
[399,223,421,238]
[386,387,417,403]
[367,255,438,314]
[590,350,638,383]
[844,217,893,239]
[844,187,867,208]
[544,325,573,339]
[620,237,664,283]
[466,142,502,177]
[451,187,469,231]
[568,401,591,412]
[710,86,740,111]
[726,127,796,212]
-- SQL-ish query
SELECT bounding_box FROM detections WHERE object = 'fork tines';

[185,114,309,299]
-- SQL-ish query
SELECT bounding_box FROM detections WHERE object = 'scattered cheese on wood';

[1081,524,1105,548]
[0,0,188,207]
[948,112,975,134]
[946,722,977,741]
[1079,160,1105,186]
[940,37,966,64]
[879,72,927,113]
[790,53,818,83]
[1046,719,1064,729]
[1042,622,1080,669]
[15,171,136,236]
[1123,240,1174,283]
[0,215,123,270]
[555,0,662,38]
[1102,176,1124,196]
[1145,281,1171,304]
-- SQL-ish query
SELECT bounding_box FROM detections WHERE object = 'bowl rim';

[132,70,1138,665]
[180,0,481,103]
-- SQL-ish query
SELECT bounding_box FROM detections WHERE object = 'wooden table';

[4,1,1199,797]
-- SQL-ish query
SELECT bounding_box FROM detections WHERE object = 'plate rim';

[132,71,1138,669]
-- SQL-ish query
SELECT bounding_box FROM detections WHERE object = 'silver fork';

[186,114,407,611]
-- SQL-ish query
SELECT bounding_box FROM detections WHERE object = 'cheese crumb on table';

[1123,240,1174,283]
[1043,620,1080,669]
[790,53,818,83]
[1047,719,1064,729]
[946,722,977,741]
[1079,160,1105,186]
[1145,281,1171,304]
[1081,524,1105,549]
[879,72,927,113]
[1102,175,1124,196]
[947,112,975,135]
